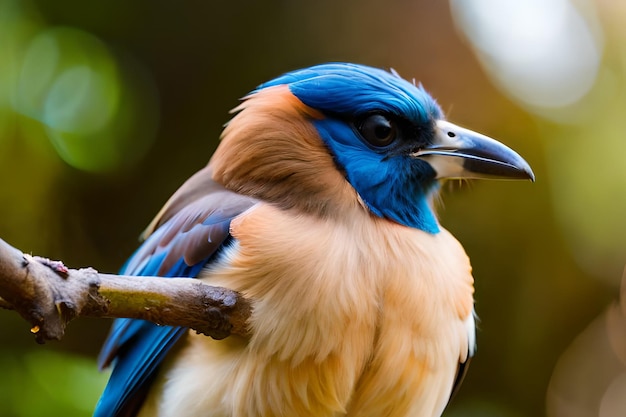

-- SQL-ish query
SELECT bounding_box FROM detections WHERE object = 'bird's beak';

[413,120,535,181]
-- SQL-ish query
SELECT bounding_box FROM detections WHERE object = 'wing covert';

[94,170,256,417]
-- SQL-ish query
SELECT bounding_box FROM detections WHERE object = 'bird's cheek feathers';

[211,86,358,216]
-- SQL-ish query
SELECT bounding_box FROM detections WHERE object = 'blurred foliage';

[0,349,109,417]
[0,0,624,416]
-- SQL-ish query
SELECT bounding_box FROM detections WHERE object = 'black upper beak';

[413,120,535,181]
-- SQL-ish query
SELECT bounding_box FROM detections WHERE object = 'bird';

[94,62,534,417]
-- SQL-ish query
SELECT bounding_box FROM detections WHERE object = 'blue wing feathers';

[94,185,256,417]
[95,324,186,417]
[94,249,212,417]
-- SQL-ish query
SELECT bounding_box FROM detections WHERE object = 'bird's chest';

[182,204,474,417]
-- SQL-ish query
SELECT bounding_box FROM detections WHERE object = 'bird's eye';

[357,114,398,147]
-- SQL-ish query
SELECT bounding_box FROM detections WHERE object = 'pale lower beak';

[413,120,535,181]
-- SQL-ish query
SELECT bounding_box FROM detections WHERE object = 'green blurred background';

[1,0,625,416]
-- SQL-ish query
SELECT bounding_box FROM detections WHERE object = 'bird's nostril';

[447,131,456,138]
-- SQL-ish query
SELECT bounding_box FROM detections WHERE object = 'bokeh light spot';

[43,65,117,135]
[13,29,60,118]
[450,0,603,111]
[10,25,158,173]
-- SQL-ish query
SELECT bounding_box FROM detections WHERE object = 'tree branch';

[0,238,251,344]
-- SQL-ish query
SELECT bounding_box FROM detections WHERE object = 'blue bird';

[95,63,533,417]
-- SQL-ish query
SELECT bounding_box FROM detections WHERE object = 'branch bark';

[0,238,251,344]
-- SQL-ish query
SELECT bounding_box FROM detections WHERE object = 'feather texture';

[90,62,525,417]
[95,172,256,417]
[211,85,360,217]
[138,203,474,417]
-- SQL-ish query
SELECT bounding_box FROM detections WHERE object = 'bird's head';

[210,63,534,233]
